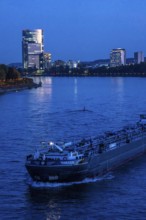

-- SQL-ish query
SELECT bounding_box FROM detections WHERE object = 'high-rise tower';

[134,51,144,64]
[22,29,44,69]
[110,48,126,67]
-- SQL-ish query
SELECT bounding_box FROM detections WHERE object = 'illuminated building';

[134,51,144,64]
[22,29,44,69]
[43,52,52,69]
[110,48,126,67]
[67,60,78,68]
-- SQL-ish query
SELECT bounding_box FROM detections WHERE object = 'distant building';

[66,60,78,68]
[54,60,66,67]
[134,51,144,64]
[110,48,126,67]
[43,52,52,69]
[22,29,44,69]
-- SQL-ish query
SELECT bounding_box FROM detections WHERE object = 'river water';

[0,77,146,220]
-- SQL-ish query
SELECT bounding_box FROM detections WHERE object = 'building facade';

[134,51,144,64]
[22,29,44,69]
[110,48,126,67]
[43,52,52,69]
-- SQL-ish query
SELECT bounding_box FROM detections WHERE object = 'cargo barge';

[25,115,146,183]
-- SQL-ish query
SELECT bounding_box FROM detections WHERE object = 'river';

[0,77,146,220]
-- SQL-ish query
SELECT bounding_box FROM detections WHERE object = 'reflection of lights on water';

[46,200,61,220]
[111,77,123,93]
[39,87,52,96]
[43,77,52,85]
[111,77,124,107]
[35,77,52,101]
[74,78,78,104]
[33,77,52,85]
[74,78,78,94]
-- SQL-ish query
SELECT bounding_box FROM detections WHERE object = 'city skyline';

[0,0,146,64]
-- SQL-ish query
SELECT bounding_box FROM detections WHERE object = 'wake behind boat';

[25,115,146,183]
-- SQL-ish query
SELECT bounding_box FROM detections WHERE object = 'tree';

[0,69,6,81]
[6,67,20,80]
[0,64,7,81]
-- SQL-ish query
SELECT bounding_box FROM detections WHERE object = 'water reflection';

[74,78,78,104]
[111,77,124,94]
[111,77,124,107]
[26,176,115,220]
[46,200,61,220]
[26,184,89,220]
[34,77,52,102]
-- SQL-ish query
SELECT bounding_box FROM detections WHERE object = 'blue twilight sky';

[0,0,146,64]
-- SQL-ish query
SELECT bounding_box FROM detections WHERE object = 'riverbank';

[0,78,41,95]
[30,71,146,77]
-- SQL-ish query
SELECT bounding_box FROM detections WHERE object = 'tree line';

[0,64,20,81]
[46,62,146,77]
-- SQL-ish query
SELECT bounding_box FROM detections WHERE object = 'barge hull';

[26,137,146,183]
[88,137,146,176]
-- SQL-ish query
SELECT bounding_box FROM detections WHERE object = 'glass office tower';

[22,29,44,69]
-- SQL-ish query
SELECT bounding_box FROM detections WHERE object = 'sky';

[0,0,146,64]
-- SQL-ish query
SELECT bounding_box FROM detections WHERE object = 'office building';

[43,52,52,69]
[134,51,144,64]
[110,48,126,67]
[22,29,44,69]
